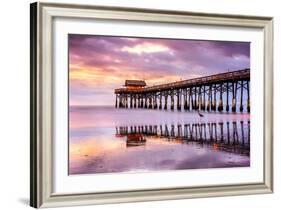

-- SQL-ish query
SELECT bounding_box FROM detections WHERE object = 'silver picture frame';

[30,2,274,208]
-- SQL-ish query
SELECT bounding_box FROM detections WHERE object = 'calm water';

[69,106,250,175]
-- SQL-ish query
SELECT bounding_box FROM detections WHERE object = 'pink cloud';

[69,34,250,106]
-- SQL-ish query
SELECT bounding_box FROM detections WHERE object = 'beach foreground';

[69,106,250,175]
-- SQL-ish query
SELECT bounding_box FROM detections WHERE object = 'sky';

[69,34,250,106]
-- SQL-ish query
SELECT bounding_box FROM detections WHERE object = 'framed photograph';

[30,2,273,208]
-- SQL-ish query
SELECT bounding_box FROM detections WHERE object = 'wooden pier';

[114,69,250,112]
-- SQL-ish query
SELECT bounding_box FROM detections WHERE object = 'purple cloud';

[69,34,250,105]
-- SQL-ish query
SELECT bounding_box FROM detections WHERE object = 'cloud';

[121,42,171,55]
[68,34,250,106]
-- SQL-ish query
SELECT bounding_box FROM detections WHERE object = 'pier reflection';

[116,121,250,155]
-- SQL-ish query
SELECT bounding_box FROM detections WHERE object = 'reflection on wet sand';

[125,134,146,147]
[69,107,250,175]
[116,121,250,156]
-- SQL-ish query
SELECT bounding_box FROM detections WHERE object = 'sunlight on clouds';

[70,67,102,81]
[70,66,121,87]
[121,42,170,55]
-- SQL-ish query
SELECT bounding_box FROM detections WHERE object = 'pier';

[114,68,250,112]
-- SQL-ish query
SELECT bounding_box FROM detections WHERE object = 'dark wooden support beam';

[190,87,194,110]
[194,87,197,110]
[171,124,175,136]
[226,82,229,112]
[125,95,128,108]
[202,86,206,110]
[164,94,168,110]
[207,85,211,111]
[184,89,188,110]
[177,89,181,110]
[154,94,157,109]
[144,95,147,108]
[227,122,230,144]
[171,92,174,110]
[140,95,144,108]
[232,122,238,145]
[130,95,133,108]
[219,122,224,142]
[210,85,213,111]
[212,84,217,111]
[240,121,245,145]
[240,81,244,112]
[187,88,191,110]
[164,124,169,136]
[149,96,152,109]
[184,124,188,137]
[135,95,138,108]
[134,96,137,108]
[198,86,202,110]
[232,82,237,112]
[248,120,250,143]
[178,124,182,137]
[247,81,250,112]
[119,94,123,108]
[159,92,162,109]
[218,83,223,112]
